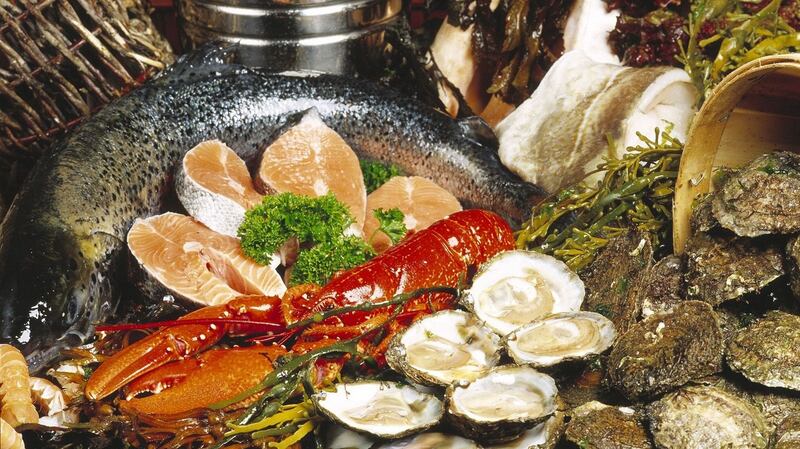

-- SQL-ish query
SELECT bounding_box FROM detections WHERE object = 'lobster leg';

[86,295,286,401]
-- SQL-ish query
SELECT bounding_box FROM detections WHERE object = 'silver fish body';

[0,46,544,371]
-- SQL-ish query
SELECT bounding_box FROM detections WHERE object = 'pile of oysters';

[321,152,800,449]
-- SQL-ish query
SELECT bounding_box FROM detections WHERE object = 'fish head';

[0,216,100,372]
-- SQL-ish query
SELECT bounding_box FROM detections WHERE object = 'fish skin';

[0,46,544,371]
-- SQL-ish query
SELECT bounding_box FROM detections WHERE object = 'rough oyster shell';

[386,310,502,387]
[581,230,652,333]
[313,381,443,439]
[712,152,800,237]
[504,312,616,369]
[639,255,686,319]
[647,385,770,449]
[372,432,481,449]
[685,231,783,306]
[446,365,558,444]
[605,301,723,400]
[463,251,584,336]
[485,413,565,449]
[786,236,800,301]
[726,311,800,392]
[773,415,800,449]
[564,401,651,449]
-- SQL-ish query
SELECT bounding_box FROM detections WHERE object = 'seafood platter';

[1,1,800,448]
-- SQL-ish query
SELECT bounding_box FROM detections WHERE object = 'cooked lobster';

[85,209,514,415]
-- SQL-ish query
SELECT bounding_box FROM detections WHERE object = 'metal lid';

[180,0,402,38]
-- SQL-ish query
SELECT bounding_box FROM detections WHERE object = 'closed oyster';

[605,301,723,400]
[386,310,502,387]
[773,415,800,449]
[786,236,800,301]
[647,385,770,449]
[313,381,443,439]
[726,311,800,392]
[504,312,616,369]
[685,232,783,306]
[372,432,481,449]
[712,152,800,237]
[463,251,584,335]
[564,402,651,449]
[486,413,565,449]
[640,255,685,318]
[581,230,652,333]
[446,365,558,444]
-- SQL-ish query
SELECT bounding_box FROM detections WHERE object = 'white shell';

[464,251,585,335]
[504,312,617,368]
[485,415,561,449]
[388,310,502,386]
[448,365,558,424]
[314,382,443,439]
[374,432,482,449]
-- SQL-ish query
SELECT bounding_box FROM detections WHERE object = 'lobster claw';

[121,345,286,416]
[86,295,286,401]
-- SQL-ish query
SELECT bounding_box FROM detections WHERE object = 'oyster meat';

[486,413,565,449]
[386,310,502,386]
[647,385,770,449]
[463,251,584,335]
[373,432,481,449]
[581,230,653,333]
[712,152,800,237]
[564,402,651,449]
[446,365,558,444]
[605,301,723,400]
[684,231,783,306]
[726,311,800,392]
[504,312,616,369]
[313,381,443,439]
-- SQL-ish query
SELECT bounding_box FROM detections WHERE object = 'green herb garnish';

[292,236,374,286]
[371,208,408,245]
[360,159,402,193]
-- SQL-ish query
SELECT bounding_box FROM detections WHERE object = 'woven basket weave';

[0,0,174,204]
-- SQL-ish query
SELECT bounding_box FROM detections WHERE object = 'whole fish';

[0,46,544,371]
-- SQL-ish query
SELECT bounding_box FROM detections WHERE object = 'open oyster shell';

[313,381,443,439]
[726,311,800,392]
[647,385,770,449]
[463,251,584,336]
[504,312,616,369]
[712,152,800,237]
[446,365,558,444]
[386,310,502,387]
[605,301,723,400]
[564,402,651,449]
[372,432,481,449]
[485,413,565,449]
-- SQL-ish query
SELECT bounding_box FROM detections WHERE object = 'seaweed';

[516,126,682,272]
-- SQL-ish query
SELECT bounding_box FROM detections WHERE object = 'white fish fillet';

[563,0,621,65]
[496,50,697,192]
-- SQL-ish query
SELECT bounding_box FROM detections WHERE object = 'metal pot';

[179,0,402,73]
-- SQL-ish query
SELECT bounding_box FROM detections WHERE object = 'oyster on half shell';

[485,413,565,449]
[373,432,481,449]
[504,312,616,369]
[446,365,558,444]
[386,310,502,387]
[463,251,584,336]
[726,311,800,392]
[313,381,443,439]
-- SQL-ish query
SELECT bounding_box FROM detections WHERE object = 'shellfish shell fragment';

[504,311,616,369]
[386,310,502,387]
[313,381,443,439]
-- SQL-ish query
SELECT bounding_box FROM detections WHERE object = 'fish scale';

[0,46,544,372]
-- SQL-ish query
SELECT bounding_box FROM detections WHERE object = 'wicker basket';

[0,0,174,203]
